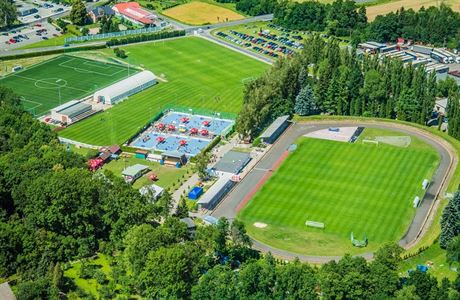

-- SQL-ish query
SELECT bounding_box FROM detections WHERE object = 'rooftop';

[54,101,92,118]
[214,150,251,174]
[260,115,289,139]
[113,2,155,24]
[122,164,149,177]
[198,172,233,205]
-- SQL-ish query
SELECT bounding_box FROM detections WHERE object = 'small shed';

[214,151,251,174]
[122,164,150,183]
[180,217,196,231]
[188,186,203,200]
[135,149,149,159]
[203,215,219,226]
[197,172,235,210]
[161,151,187,167]
[108,145,122,155]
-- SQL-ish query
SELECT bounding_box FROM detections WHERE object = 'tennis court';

[0,55,136,116]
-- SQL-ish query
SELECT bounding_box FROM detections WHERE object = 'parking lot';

[0,21,62,51]
[15,0,69,24]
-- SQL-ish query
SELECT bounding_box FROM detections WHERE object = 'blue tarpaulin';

[188,186,203,200]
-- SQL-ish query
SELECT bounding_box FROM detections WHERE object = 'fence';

[65,26,166,44]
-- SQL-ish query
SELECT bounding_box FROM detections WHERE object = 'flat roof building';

[122,164,149,183]
[197,172,235,210]
[214,150,251,174]
[94,71,156,106]
[51,100,96,125]
[260,115,290,144]
[139,184,164,201]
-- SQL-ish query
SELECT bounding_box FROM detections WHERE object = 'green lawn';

[101,156,190,190]
[239,132,440,256]
[0,55,135,116]
[59,37,267,145]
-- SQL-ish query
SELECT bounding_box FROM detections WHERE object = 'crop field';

[238,131,440,255]
[162,1,244,25]
[0,55,135,116]
[366,0,460,20]
[59,37,267,145]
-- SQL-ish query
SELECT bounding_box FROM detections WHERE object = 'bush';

[106,30,186,46]
[94,269,107,285]
[79,263,99,279]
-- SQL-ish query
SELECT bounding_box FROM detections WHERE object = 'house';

[112,2,156,26]
[122,164,150,183]
[88,6,115,23]
[139,184,164,201]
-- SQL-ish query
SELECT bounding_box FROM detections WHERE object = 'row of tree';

[236,34,440,139]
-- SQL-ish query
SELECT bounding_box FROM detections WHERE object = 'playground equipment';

[148,172,158,181]
[180,117,189,123]
[179,140,187,146]
[202,120,210,127]
[351,232,368,247]
[156,136,165,143]
[190,128,198,135]
[156,123,165,130]
[168,125,176,131]
[201,129,209,136]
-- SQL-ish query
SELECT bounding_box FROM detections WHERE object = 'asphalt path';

[212,120,457,263]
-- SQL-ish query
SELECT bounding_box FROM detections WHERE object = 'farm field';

[238,131,440,255]
[366,0,460,20]
[162,1,244,25]
[59,37,267,145]
[0,55,135,116]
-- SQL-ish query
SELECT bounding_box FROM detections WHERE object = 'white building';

[51,100,95,124]
[93,71,156,105]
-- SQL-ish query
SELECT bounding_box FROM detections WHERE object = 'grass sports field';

[238,128,440,255]
[59,37,266,145]
[0,55,135,116]
[162,1,244,25]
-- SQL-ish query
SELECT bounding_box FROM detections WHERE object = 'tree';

[81,27,89,36]
[193,152,210,180]
[175,197,189,218]
[230,219,251,247]
[69,0,87,25]
[139,243,208,299]
[440,191,460,248]
[0,0,17,28]
[447,235,460,265]
[395,285,421,300]
[191,265,238,299]
[294,84,317,116]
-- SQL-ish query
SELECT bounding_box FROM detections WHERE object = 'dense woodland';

[235,34,448,139]
[1,86,460,298]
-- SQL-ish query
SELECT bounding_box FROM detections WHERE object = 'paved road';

[212,120,457,263]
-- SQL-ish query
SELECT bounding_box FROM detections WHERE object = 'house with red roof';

[112,2,156,26]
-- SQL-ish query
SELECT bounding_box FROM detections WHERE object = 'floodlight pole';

[58,87,61,106]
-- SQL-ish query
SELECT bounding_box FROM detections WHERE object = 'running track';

[211,120,457,263]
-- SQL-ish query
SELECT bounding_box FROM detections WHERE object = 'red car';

[9,39,16,44]
[34,23,42,27]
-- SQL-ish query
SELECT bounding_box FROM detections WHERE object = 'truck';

[412,45,433,55]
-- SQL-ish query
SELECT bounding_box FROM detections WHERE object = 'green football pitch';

[0,55,135,116]
[238,131,440,255]
[58,37,267,145]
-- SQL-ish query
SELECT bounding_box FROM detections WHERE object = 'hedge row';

[106,30,186,46]
[0,44,106,60]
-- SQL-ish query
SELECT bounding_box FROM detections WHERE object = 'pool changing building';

[93,71,156,105]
